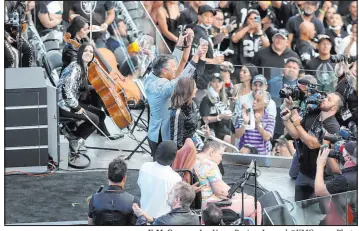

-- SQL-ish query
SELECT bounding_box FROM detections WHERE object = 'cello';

[64,33,132,129]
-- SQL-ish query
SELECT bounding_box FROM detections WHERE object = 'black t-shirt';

[190,25,219,90]
[226,1,255,28]
[336,77,358,126]
[178,6,198,30]
[235,32,264,65]
[68,1,114,39]
[325,28,349,54]
[253,46,300,81]
[199,96,231,138]
[295,39,317,66]
[299,113,340,178]
[286,15,325,47]
[34,1,59,35]
[304,57,336,92]
[326,166,358,194]
[88,185,140,225]
[273,2,301,28]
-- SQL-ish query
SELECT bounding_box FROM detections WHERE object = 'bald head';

[300,21,315,40]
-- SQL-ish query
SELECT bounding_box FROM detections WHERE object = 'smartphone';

[255,16,261,23]
[246,108,251,114]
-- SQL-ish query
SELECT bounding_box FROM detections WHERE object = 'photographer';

[315,143,357,225]
[335,60,358,127]
[281,92,343,201]
[315,142,357,197]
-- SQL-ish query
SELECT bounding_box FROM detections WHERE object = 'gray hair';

[202,140,225,152]
[253,90,271,107]
[173,181,195,209]
[299,75,318,85]
[152,54,177,77]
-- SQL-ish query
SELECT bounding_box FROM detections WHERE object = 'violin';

[64,32,133,129]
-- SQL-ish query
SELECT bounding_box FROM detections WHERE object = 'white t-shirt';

[137,162,182,218]
[337,35,357,57]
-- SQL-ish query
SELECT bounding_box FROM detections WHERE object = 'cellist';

[62,15,122,140]
[57,42,105,152]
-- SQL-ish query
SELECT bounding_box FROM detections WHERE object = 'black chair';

[42,50,62,87]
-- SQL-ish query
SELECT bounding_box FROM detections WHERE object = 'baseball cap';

[252,74,267,85]
[211,72,223,81]
[198,5,217,16]
[266,10,277,22]
[273,29,288,40]
[318,34,332,44]
[155,141,178,166]
[285,57,304,69]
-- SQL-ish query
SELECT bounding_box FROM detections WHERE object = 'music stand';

[125,79,151,160]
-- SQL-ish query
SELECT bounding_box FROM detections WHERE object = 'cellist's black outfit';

[61,38,118,138]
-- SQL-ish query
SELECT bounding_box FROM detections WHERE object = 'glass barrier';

[263,190,357,225]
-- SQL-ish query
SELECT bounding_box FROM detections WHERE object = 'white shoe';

[78,138,87,151]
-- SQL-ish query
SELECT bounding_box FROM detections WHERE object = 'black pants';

[59,103,107,140]
[295,185,314,202]
[148,130,162,161]
[4,35,32,68]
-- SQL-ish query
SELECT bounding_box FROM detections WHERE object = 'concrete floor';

[67,110,296,203]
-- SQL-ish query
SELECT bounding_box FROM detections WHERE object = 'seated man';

[88,158,140,225]
[202,202,223,225]
[137,141,182,218]
[194,141,262,224]
[132,181,199,225]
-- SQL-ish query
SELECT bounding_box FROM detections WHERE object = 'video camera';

[330,54,354,64]
[322,122,357,161]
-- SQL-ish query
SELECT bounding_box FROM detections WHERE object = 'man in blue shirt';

[268,57,302,107]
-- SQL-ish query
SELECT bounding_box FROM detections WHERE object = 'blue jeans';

[289,152,300,179]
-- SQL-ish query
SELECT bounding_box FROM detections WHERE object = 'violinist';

[62,15,89,71]
[58,43,110,152]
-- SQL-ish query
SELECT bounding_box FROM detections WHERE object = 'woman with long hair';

[231,9,270,65]
[57,43,107,152]
[157,1,181,51]
[200,73,232,145]
[170,77,199,150]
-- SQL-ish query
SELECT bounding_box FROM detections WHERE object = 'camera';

[320,143,345,162]
[279,86,302,101]
[330,54,352,64]
[304,92,326,112]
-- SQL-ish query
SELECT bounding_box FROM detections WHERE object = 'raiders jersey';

[295,39,318,66]
[235,33,265,65]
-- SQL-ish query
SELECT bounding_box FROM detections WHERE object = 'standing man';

[144,31,204,156]
[253,29,300,81]
[67,1,115,48]
[286,1,325,50]
[281,93,343,201]
[295,21,317,66]
[190,5,225,107]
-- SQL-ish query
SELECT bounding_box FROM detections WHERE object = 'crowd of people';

[4,0,358,226]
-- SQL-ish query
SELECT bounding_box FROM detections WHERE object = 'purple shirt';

[235,111,275,155]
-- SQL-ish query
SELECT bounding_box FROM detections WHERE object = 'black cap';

[285,57,303,68]
[210,72,223,82]
[198,5,217,16]
[266,10,277,22]
[155,141,178,166]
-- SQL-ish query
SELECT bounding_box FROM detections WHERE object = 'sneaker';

[78,138,87,151]
[69,139,79,153]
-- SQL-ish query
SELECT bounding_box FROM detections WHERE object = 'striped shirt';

[235,111,276,155]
